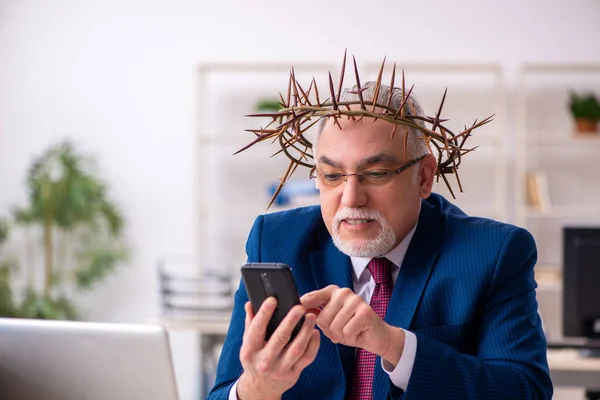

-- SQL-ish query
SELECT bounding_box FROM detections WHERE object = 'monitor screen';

[563,227,600,339]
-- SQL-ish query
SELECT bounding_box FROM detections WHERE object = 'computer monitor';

[562,227,600,343]
[0,318,180,400]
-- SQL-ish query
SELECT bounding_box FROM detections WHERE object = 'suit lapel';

[373,199,445,399]
[308,199,446,399]
[309,230,355,395]
[386,199,444,328]
[309,231,353,291]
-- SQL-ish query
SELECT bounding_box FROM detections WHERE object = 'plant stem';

[43,219,54,297]
[25,226,33,289]
[58,228,68,296]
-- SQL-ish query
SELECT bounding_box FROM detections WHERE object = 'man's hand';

[237,297,320,400]
[301,285,405,366]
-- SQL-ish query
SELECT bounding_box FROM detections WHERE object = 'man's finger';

[244,297,277,351]
[263,304,306,357]
[300,285,338,309]
[279,313,317,369]
[327,294,363,338]
[313,295,345,341]
[305,308,321,316]
[244,301,254,333]
[292,329,321,373]
[341,307,372,346]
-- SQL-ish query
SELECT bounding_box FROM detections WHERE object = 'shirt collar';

[350,221,418,282]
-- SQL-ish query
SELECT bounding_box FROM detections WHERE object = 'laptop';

[0,317,180,400]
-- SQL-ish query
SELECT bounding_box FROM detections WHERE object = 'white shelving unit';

[362,62,507,222]
[515,64,600,269]
[196,61,508,277]
[195,62,336,276]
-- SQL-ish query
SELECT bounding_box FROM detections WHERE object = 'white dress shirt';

[228,223,418,399]
[349,223,418,391]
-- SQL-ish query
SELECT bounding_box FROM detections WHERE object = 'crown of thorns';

[235,51,494,208]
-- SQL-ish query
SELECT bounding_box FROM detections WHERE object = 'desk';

[547,349,600,392]
[162,317,600,398]
[161,313,232,399]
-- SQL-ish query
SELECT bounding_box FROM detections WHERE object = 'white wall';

[1,1,599,398]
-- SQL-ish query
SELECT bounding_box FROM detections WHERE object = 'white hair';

[313,81,429,185]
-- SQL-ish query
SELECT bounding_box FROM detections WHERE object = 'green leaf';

[75,242,129,290]
[255,99,284,112]
[0,218,8,244]
[19,290,79,320]
[6,138,131,321]
[569,92,600,121]
[0,262,18,317]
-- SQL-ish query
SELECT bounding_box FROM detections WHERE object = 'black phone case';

[241,263,304,342]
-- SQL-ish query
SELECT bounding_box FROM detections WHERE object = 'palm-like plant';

[4,140,129,319]
[0,218,19,317]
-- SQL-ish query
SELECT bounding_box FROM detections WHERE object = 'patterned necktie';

[348,257,394,400]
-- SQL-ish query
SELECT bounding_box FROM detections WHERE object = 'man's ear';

[419,154,437,199]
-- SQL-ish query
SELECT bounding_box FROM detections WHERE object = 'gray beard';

[331,208,397,258]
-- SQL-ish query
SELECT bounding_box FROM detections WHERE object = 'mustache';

[333,208,383,225]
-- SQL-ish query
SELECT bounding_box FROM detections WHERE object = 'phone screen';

[241,263,304,341]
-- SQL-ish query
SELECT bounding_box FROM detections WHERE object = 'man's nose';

[340,175,368,208]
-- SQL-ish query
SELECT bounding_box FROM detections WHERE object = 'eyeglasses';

[310,154,426,188]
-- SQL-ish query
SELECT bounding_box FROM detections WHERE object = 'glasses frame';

[309,154,427,187]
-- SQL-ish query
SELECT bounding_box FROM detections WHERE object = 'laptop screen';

[0,318,179,400]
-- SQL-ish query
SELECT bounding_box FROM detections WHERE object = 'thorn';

[286,72,292,106]
[296,79,312,106]
[290,67,300,107]
[431,88,448,131]
[387,62,396,109]
[245,112,285,118]
[333,115,342,130]
[371,55,386,112]
[336,49,347,102]
[328,72,338,110]
[401,69,406,118]
[352,55,366,110]
[393,84,414,119]
[390,124,398,139]
[428,114,449,132]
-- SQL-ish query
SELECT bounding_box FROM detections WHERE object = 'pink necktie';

[348,257,394,400]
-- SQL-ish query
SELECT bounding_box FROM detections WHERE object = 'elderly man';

[208,67,552,399]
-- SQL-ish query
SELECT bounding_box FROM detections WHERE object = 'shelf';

[197,61,510,270]
[200,202,500,220]
[198,132,504,147]
[535,266,562,291]
[521,64,600,74]
[524,206,600,219]
[514,64,600,268]
[198,199,320,219]
[526,135,600,146]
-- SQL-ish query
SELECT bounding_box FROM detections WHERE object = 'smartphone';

[241,262,304,342]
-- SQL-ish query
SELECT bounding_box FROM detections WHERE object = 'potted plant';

[568,92,600,134]
[255,99,284,113]
[0,140,129,320]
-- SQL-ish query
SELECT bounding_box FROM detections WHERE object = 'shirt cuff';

[229,379,240,400]
[381,329,417,391]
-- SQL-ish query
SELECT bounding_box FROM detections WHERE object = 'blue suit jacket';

[208,193,553,399]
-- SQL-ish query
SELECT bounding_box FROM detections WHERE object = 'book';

[526,170,551,213]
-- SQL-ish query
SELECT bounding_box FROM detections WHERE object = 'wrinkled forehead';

[317,116,408,150]
[314,116,413,167]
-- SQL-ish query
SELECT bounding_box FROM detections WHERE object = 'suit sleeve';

[206,215,264,400]
[401,227,553,400]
